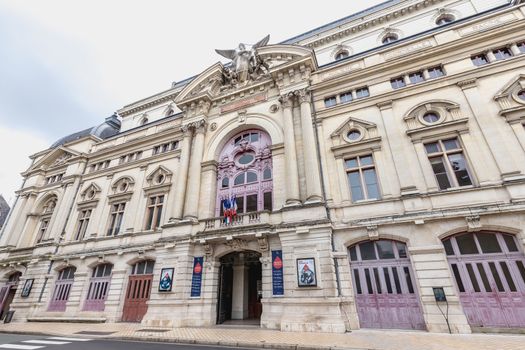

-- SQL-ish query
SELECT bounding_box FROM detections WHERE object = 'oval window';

[422,112,440,123]
[238,152,255,165]
[347,130,361,141]
[518,90,525,101]
[382,34,398,44]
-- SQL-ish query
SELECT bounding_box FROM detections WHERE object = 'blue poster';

[272,250,284,296]
[190,257,204,297]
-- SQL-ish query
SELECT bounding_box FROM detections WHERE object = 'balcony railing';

[204,211,270,230]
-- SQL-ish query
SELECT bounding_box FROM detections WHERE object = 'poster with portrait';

[158,268,174,292]
[21,279,34,297]
[296,258,317,287]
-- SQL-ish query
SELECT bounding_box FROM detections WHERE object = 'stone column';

[278,93,301,205]
[171,126,193,221]
[2,194,28,247]
[184,121,207,221]
[297,89,323,202]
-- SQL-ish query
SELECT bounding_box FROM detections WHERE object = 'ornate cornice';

[302,0,445,49]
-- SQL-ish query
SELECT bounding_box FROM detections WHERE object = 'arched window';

[131,260,155,275]
[36,196,57,243]
[216,129,273,218]
[84,263,113,311]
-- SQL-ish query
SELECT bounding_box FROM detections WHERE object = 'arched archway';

[0,271,22,319]
[216,250,262,325]
[443,231,525,328]
[348,239,426,330]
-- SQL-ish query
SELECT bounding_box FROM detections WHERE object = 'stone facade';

[1,0,525,334]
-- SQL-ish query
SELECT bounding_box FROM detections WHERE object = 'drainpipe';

[309,88,342,298]
[38,157,87,302]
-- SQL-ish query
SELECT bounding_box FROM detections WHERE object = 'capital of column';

[294,88,311,104]
[278,92,295,109]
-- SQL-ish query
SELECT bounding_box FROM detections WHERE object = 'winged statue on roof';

[215,35,271,87]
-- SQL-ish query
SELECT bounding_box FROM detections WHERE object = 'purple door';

[48,267,76,312]
[349,240,426,330]
[444,232,525,328]
[83,264,112,312]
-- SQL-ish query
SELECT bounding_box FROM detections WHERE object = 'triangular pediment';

[29,147,79,172]
[175,63,223,104]
[331,116,377,137]
[495,74,525,99]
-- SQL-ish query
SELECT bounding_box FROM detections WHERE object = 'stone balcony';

[203,211,271,231]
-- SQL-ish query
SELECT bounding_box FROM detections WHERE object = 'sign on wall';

[272,250,284,296]
[190,257,204,297]
[158,268,174,292]
[21,279,34,298]
[297,258,317,287]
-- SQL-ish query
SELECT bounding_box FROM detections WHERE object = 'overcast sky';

[0,0,386,204]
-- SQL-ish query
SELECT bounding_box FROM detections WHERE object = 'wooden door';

[83,276,111,311]
[350,240,426,330]
[122,274,153,322]
[445,232,525,328]
[0,286,10,319]
[48,280,73,312]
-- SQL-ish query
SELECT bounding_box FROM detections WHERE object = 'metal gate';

[122,274,153,322]
[443,232,525,328]
[349,240,426,330]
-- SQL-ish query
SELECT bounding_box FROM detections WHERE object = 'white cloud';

[0,127,50,205]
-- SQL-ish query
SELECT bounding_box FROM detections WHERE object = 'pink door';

[83,264,112,312]
[350,240,426,330]
[444,232,525,328]
[48,267,76,312]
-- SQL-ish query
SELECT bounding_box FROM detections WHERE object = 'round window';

[422,112,440,124]
[347,130,362,141]
[87,190,96,199]
[237,152,255,165]
[518,90,525,101]
[119,182,129,192]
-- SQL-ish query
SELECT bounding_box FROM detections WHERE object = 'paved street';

[0,334,256,350]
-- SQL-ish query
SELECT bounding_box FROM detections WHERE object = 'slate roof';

[0,195,10,228]
[50,114,121,149]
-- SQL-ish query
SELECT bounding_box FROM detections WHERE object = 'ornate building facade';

[1,0,525,334]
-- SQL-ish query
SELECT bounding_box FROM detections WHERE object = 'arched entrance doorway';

[349,240,426,330]
[0,272,21,320]
[217,251,262,325]
[443,231,525,328]
[122,260,155,322]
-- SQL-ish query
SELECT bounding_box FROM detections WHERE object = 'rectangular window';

[75,209,92,240]
[153,141,178,155]
[145,195,164,230]
[493,47,512,61]
[246,194,258,213]
[345,155,380,202]
[425,138,473,190]
[37,219,50,243]
[324,96,337,108]
[390,77,406,89]
[409,71,425,84]
[340,92,353,104]
[263,191,273,211]
[518,42,525,53]
[107,203,126,236]
[427,66,444,79]
[471,54,488,66]
[355,87,370,98]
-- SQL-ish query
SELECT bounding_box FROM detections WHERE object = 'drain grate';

[75,331,116,335]
[136,329,170,333]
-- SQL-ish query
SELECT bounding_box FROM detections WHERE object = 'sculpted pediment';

[331,117,379,145]
[29,147,79,172]
[494,75,525,123]
[175,37,316,109]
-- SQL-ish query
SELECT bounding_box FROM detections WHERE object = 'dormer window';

[382,34,398,45]
[436,15,455,26]
[335,50,349,61]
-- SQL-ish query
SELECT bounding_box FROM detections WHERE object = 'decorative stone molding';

[294,88,311,104]
[494,74,525,124]
[431,7,462,25]
[257,236,269,252]
[80,183,101,202]
[377,26,404,46]
[367,225,379,241]
[225,238,247,252]
[278,92,295,108]
[330,116,381,158]
[330,44,353,60]
[466,215,482,232]
[457,78,477,90]
[404,100,468,140]
[144,166,173,196]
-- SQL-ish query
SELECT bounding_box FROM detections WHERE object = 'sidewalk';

[0,322,524,350]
